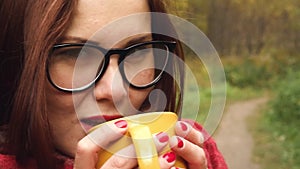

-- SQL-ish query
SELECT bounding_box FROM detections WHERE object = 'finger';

[153,132,170,152]
[175,121,204,147]
[74,120,128,169]
[170,167,184,169]
[101,144,138,169]
[159,151,176,169]
[154,132,174,169]
[170,136,207,169]
[102,131,170,169]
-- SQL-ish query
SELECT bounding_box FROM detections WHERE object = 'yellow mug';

[88,112,187,169]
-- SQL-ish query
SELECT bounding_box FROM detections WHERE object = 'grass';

[249,102,300,169]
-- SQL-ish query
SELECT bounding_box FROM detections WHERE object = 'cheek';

[46,83,87,157]
[47,103,85,157]
[46,82,74,111]
[51,120,85,157]
[128,87,152,109]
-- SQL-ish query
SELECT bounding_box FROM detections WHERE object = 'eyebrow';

[57,36,99,45]
[124,33,153,47]
[58,33,153,48]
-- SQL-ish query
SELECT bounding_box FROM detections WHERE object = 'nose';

[93,55,127,102]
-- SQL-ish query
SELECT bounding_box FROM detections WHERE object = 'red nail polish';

[163,151,176,163]
[114,120,127,128]
[156,132,169,143]
[180,122,188,131]
[177,137,184,148]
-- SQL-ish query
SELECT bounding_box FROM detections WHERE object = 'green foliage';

[270,71,300,124]
[225,82,263,101]
[224,58,270,88]
[253,70,300,169]
[223,55,300,89]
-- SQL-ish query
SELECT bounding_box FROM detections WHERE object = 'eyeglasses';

[47,41,176,92]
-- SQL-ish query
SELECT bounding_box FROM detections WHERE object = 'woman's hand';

[73,119,174,169]
[169,121,207,169]
[73,119,129,169]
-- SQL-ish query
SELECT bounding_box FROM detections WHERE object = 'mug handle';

[129,124,160,169]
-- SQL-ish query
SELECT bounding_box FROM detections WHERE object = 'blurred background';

[170,0,300,169]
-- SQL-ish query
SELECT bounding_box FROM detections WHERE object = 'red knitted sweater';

[0,120,228,169]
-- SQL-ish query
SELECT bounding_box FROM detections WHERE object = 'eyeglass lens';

[48,42,170,91]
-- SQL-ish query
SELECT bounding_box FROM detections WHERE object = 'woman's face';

[46,0,152,157]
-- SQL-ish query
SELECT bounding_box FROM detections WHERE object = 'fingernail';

[199,132,205,144]
[177,137,184,148]
[180,122,188,131]
[156,132,169,143]
[114,120,127,128]
[163,151,176,163]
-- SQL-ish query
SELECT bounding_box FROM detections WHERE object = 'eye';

[52,47,82,60]
[125,44,153,63]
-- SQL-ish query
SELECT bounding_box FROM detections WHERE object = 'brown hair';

[1,0,77,168]
[147,0,185,115]
[0,0,184,168]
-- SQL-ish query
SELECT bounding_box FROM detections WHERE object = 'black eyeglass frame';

[47,41,177,92]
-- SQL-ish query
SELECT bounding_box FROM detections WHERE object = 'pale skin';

[46,0,207,168]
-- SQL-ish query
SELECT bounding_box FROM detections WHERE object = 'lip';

[80,115,124,131]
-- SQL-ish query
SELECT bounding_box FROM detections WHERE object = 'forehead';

[64,0,151,46]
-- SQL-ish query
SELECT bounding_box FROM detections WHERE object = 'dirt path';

[213,97,268,169]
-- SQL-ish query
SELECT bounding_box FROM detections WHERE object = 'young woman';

[0,0,228,169]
